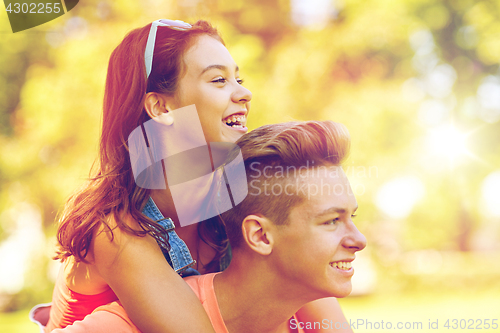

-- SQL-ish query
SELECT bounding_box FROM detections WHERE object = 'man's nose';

[343,222,367,252]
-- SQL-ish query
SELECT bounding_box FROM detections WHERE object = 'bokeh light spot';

[376,176,425,219]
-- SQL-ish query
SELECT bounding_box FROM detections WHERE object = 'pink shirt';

[51,273,305,333]
[45,268,118,332]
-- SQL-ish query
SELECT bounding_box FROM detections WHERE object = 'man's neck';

[213,257,310,333]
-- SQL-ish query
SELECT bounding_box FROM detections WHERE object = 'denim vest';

[141,197,231,276]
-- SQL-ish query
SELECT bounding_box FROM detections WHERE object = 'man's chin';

[328,283,353,298]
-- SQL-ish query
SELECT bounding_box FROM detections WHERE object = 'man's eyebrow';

[200,64,239,76]
[314,205,359,219]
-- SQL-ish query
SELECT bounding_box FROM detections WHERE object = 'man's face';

[271,165,366,299]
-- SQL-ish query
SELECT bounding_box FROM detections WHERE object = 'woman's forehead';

[183,35,238,74]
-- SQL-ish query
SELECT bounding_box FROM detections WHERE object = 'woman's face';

[169,35,252,143]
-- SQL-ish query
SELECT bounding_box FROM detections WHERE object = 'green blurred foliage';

[1,0,499,315]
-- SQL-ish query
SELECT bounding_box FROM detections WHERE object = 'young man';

[52,121,366,333]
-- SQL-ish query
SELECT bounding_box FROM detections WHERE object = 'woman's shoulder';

[58,214,139,295]
[92,212,148,252]
[91,211,164,271]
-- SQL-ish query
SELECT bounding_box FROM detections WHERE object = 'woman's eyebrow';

[200,64,240,76]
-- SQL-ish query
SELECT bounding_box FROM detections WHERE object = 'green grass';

[339,291,500,332]
[0,309,40,333]
[2,291,500,332]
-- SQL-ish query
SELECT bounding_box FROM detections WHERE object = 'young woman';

[45,19,352,333]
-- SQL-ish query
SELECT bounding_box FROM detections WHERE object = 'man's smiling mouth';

[329,261,352,270]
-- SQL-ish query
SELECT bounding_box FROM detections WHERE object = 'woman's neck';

[149,189,217,273]
[150,189,180,227]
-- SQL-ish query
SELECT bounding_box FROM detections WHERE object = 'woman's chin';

[221,127,247,143]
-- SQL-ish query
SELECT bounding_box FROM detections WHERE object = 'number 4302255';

[6,3,62,14]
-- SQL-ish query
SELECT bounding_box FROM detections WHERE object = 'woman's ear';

[144,92,175,125]
[241,215,274,256]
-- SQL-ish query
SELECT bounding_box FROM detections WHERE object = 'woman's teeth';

[224,115,245,128]
[330,261,352,270]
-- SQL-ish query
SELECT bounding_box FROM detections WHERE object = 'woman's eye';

[212,77,227,84]
[236,78,244,85]
[351,214,357,218]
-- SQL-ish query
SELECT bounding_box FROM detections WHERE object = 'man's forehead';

[298,165,348,182]
[290,165,355,217]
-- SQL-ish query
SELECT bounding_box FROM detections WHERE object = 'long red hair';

[55,20,227,266]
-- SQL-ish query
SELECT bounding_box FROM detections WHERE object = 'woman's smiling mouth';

[223,113,247,132]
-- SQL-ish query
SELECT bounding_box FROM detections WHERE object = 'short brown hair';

[220,121,351,249]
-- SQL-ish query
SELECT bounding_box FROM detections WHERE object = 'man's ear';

[241,215,274,256]
[144,92,177,119]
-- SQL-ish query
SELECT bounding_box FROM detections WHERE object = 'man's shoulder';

[184,273,228,333]
[183,273,217,301]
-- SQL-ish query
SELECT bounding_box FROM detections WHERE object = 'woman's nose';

[232,82,252,104]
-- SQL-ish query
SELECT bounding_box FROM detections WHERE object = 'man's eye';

[325,218,340,225]
[236,78,244,85]
[212,77,226,84]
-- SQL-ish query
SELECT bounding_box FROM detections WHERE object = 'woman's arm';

[294,298,353,333]
[92,216,216,333]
